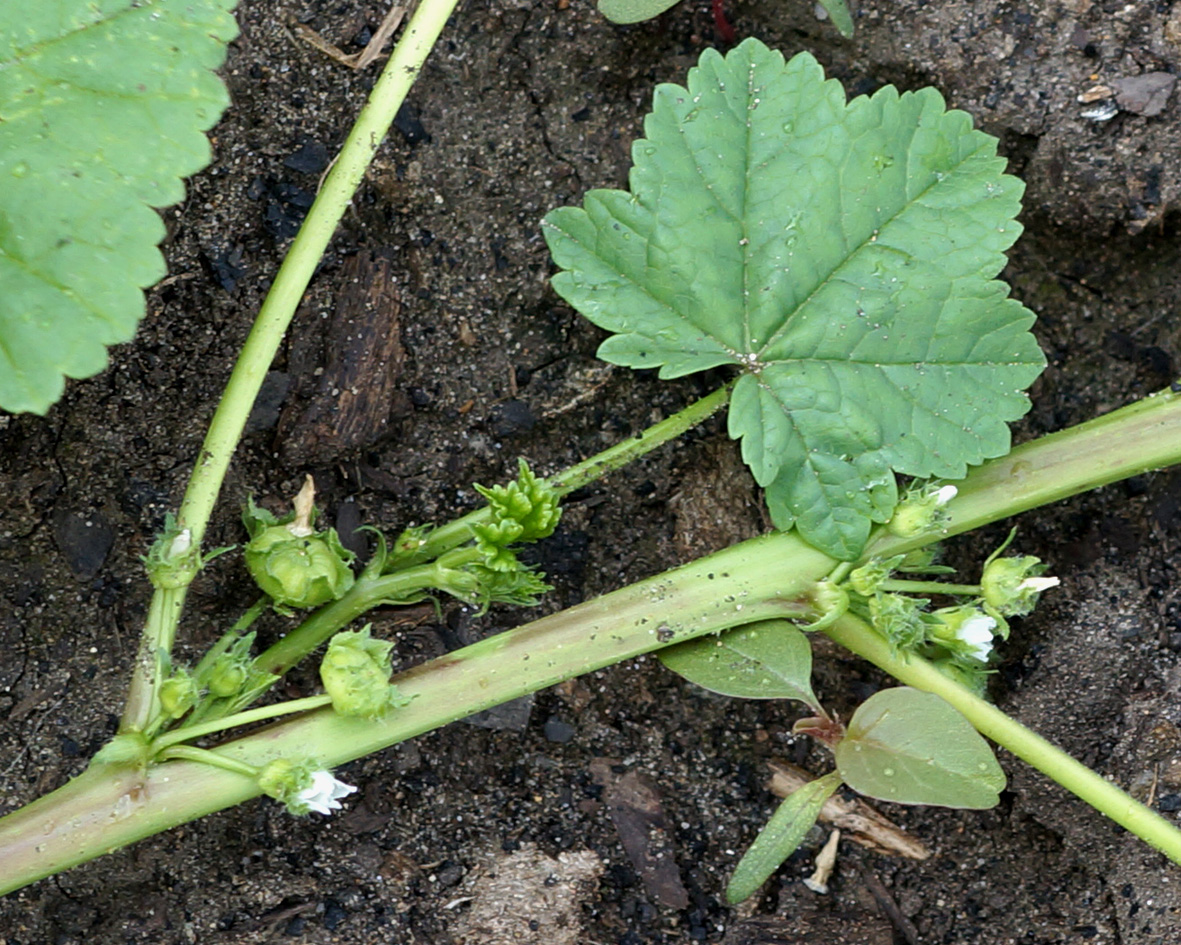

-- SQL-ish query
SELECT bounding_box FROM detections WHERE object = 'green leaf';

[726,770,841,904]
[0,0,240,414]
[818,0,855,37]
[658,619,821,712]
[597,0,681,25]
[834,687,1006,808]
[543,39,1046,560]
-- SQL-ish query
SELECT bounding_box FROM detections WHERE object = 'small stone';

[1111,73,1177,117]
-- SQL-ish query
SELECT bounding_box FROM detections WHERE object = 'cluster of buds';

[471,459,561,571]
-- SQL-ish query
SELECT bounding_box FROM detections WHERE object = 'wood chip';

[767,761,931,860]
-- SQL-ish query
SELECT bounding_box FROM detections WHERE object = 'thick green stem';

[5,388,1181,894]
[0,532,827,894]
[823,612,1181,863]
[120,0,464,734]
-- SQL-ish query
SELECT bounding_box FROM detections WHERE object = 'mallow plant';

[3,0,1181,906]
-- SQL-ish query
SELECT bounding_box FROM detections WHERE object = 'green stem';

[823,612,1181,863]
[252,565,454,677]
[877,580,981,596]
[151,695,332,755]
[119,0,464,735]
[405,383,734,566]
[157,745,260,779]
[6,388,1181,894]
[119,586,185,734]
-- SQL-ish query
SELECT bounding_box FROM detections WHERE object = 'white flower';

[934,485,958,506]
[1019,576,1060,594]
[296,770,358,815]
[956,613,997,662]
[168,528,192,558]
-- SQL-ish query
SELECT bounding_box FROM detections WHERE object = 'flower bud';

[143,517,202,590]
[848,555,904,597]
[320,626,410,719]
[981,555,1059,617]
[244,526,355,610]
[159,669,198,719]
[242,480,356,611]
[887,484,957,538]
[207,659,248,699]
[869,592,928,650]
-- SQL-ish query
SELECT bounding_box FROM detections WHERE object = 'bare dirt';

[4,0,1181,942]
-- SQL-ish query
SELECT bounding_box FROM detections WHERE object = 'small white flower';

[934,485,958,506]
[956,613,997,662]
[168,528,192,558]
[296,770,358,815]
[1019,576,1060,594]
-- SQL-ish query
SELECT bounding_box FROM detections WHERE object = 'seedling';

[2,4,1181,921]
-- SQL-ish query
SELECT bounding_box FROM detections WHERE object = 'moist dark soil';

[4,1,1181,942]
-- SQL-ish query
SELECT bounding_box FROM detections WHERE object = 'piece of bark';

[603,769,690,908]
[767,761,931,860]
[277,250,405,464]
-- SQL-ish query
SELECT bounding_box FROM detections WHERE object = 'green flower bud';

[981,555,1059,617]
[244,526,355,610]
[159,669,198,719]
[848,555,904,597]
[207,659,248,699]
[320,626,411,719]
[143,516,201,590]
[869,593,928,650]
[887,484,957,538]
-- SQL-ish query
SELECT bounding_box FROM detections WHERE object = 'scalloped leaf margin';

[0,0,240,414]
[543,39,1046,560]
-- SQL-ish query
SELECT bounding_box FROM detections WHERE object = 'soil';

[4,0,1181,942]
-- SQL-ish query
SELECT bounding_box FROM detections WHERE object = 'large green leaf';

[543,39,1046,560]
[0,0,240,414]
[834,687,1006,808]
[658,618,821,712]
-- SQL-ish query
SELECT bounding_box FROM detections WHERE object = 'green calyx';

[159,668,199,720]
[320,625,413,719]
[887,484,958,539]
[243,480,355,612]
[981,554,1058,617]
